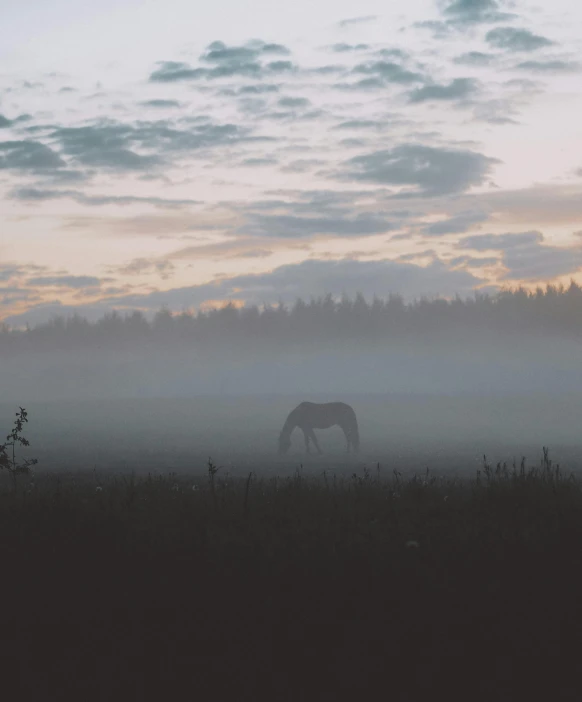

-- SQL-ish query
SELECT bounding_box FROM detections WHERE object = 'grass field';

[2,443,582,701]
[3,393,582,477]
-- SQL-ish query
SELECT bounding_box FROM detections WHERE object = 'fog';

[2,290,582,476]
[2,335,582,400]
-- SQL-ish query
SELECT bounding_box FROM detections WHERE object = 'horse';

[278,402,360,455]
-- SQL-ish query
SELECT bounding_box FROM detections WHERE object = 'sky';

[1,0,581,326]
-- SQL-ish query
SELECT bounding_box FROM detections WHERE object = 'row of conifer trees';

[1,283,582,353]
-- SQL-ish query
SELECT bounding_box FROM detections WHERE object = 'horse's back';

[296,401,353,411]
[320,401,356,417]
[294,401,356,426]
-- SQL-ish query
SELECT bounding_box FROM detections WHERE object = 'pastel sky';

[1,0,581,326]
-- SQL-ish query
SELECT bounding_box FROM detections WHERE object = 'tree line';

[1,283,582,355]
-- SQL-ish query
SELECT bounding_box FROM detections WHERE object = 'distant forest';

[2,283,582,355]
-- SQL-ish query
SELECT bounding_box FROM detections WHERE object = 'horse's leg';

[308,428,322,454]
[302,428,310,454]
[341,426,350,453]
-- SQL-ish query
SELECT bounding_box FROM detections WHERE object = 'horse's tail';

[347,406,360,452]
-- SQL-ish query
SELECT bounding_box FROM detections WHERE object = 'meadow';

[2,409,582,701]
[3,392,582,476]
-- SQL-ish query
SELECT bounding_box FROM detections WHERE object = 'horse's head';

[278,434,291,455]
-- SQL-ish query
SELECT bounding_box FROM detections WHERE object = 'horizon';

[1,280,580,332]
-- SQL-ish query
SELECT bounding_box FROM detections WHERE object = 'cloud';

[236,97,268,115]
[237,212,397,238]
[337,16,378,28]
[278,96,311,109]
[59,211,234,237]
[49,119,250,172]
[421,211,490,235]
[376,48,410,61]
[280,159,326,173]
[262,107,326,123]
[0,140,65,172]
[339,144,500,196]
[460,231,544,250]
[3,256,488,325]
[265,61,295,73]
[139,99,184,108]
[0,264,28,283]
[251,188,385,217]
[305,65,346,76]
[458,229,582,281]
[453,51,496,66]
[17,166,89,184]
[0,287,43,308]
[472,98,520,125]
[333,78,386,91]
[149,61,206,82]
[202,39,290,64]
[0,115,12,128]
[408,78,479,103]
[98,256,484,311]
[339,138,370,148]
[51,124,161,171]
[1,301,113,326]
[485,27,554,52]
[331,119,387,131]
[462,184,582,226]
[449,255,499,268]
[232,249,273,259]
[26,275,102,289]
[501,244,582,280]
[503,78,543,91]
[149,40,294,83]
[413,21,451,39]
[237,84,280,94]
[441,0,516,26]
[329,43,370,52]
[352,60,425,85]
[110,258,175,279]
[0,263,47,283]
[240,157,278,167]
[10,187,200,209]
[514,60,581,74]
[167,237,283,261]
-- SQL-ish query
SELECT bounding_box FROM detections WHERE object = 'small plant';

[0,407,38,491]
[207,457,219,509]
[243,471,253,513]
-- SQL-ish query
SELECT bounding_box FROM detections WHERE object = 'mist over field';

[2,289,582,476]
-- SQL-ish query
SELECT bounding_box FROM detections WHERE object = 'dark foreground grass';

[1,453,582,701]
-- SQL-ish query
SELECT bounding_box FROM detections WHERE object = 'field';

[2,392,582,476]
[2,397,582,700]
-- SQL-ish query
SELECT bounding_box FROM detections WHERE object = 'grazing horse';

[278,402,360,455]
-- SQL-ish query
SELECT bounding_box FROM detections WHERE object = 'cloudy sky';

[1,0,581,326]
